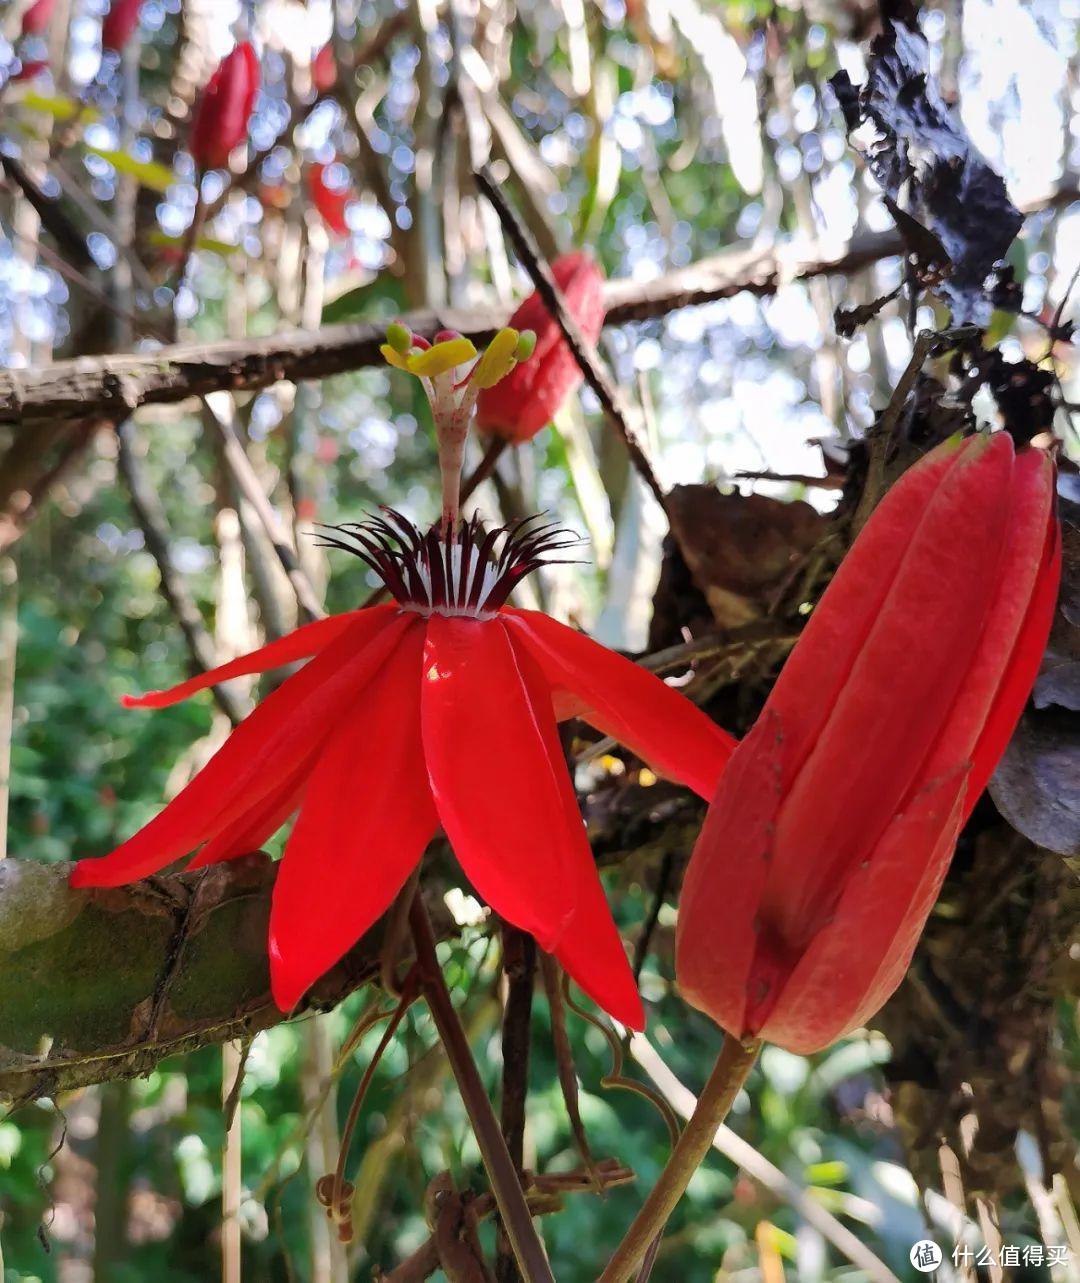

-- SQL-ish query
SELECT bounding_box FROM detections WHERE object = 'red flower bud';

[307,162,350,237]
[101,0,144,53]
[676,432,1061,1054]
[12,58,48,81]
[188,41,260,172]
[312,43,336,93]
[475,251,605,443]
[20,0,55,36]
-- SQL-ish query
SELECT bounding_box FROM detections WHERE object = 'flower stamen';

[379,324,536,537]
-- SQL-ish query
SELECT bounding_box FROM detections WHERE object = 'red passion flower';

[475,251,606,444]
[676,431,1061,1054]
[71,512,734,1029]
[188,42,260,172]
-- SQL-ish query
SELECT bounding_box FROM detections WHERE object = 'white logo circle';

[910,1241,943,1272]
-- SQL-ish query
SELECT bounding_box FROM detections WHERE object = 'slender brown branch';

[539,955,596,1178]
[473,164,667,509]
[495,926,537,1283]
[203,395,326,623]
[408,895,555,1283]
[598,1035,762,1283]
[850,328,935,536]
[116,419,247,724]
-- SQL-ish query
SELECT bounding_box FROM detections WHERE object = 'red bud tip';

[101,0,144,52]
[188,41,260,172]
[20,0,56,36]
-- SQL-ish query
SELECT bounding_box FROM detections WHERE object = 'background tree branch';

[0,231,914,427]
[0,855,384,1110]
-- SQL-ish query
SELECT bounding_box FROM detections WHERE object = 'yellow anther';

[471,327,522,390]
[407,337,477,378]
[379,343,412,371]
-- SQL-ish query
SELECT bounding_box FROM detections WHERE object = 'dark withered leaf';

[881,196,951,283]
[980,350,1056,443]
[989,485,1080,854]
[987,264,1024,314]
[831,23,1022,324]
[834,285,902,338]
[663,486,828,631]
[989,712,1080,856]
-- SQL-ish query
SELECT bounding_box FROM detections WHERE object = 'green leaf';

[86,147,175,193]
[321,275,407,325]
[148,230,239,258]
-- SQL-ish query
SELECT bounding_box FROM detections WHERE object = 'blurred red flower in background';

[308,162,351,237]
[189,42,259,171]
[101,0,144,52]
[20,0,55,36]
[312,44,336,93]
[12,59,48,81]
[476,251,605,443]
[676,431,1061,1054]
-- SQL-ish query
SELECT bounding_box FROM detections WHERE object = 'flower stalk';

[598,1035,763,1283]
[380,323,535,535]
[408,894,555,1283]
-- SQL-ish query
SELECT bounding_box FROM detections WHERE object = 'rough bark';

[0,854,382,1110]
[0,232,910,427]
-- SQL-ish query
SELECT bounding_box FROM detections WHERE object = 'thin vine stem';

[597,1034,763,1283]
[408,893,555,1283]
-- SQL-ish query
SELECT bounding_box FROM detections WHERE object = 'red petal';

[186,763,308,869]
[503,609,733,800]
[71,610,411,888]
[674,709,786,1041]
[762,432,1014,944]
[507,633,643,1028]
[765,432,972,788]
[123,609,369,709]
[760,763,968,1054]
[965,459,1061,811]
[420,616,576,950]
[269,625,435,1010]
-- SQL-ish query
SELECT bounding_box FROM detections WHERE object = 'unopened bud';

[515,329,537,361]
[385,322,412,355]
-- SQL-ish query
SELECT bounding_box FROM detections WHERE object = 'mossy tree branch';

[0,786,704,1112]
[0,854,383,1110]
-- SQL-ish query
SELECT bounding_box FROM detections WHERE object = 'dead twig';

[474,164,667,510]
